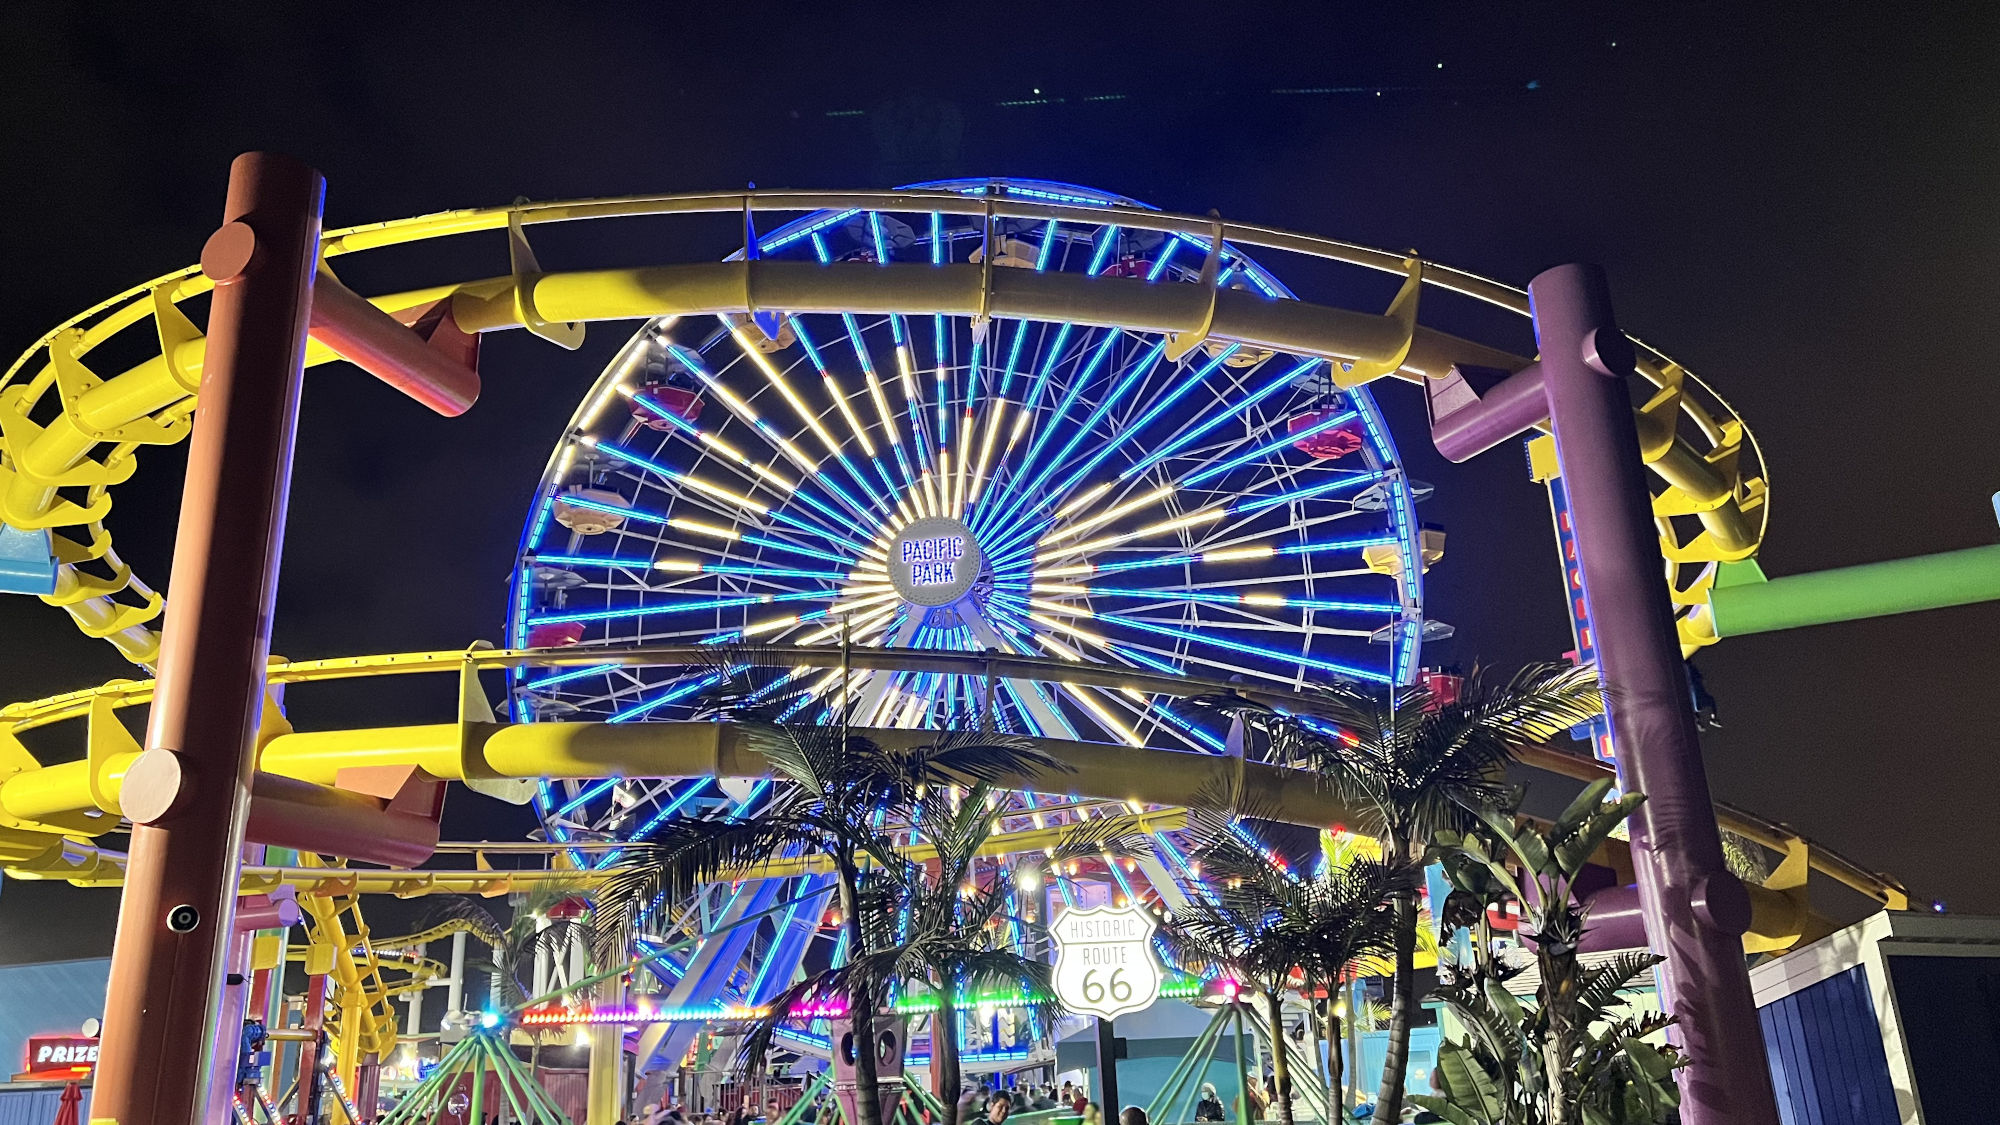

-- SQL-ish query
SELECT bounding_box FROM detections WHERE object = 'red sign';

[23,1036,99,1077]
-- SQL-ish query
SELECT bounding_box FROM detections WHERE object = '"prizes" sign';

[1051,904,1163,1021]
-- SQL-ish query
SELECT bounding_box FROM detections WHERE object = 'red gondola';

[1289,410,1367,459]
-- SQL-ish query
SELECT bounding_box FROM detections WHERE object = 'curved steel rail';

[0,644,1905,922]
[0,189,1763,666]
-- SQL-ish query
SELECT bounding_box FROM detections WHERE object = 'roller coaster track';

[0,646,1907,919]
[0,189,1763,667]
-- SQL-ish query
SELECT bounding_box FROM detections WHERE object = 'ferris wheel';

[504,178,1435,856]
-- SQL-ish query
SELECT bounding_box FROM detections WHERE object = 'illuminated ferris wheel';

[505,179,1436,852]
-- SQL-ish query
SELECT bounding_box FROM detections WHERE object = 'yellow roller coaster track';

[0,644,1898,1078]
[0,188,1762,667]
[0,645,1906,921]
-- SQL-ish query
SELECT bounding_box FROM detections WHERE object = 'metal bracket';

[50,523,113,566]
[507,210,585,350]
[40,554,131,606]
[742,185,783,342]
[1331,256,1423,388]
[69,591,164,637]
[49,328,191,446]
[1164,213,1226,361]
[85,694,140,815]
[1631,363,1686,464]
[458,640,535,804]
[0,722,104,835]
[967,182,1007,349]
[153,284,205,395]
[0,386,138,493]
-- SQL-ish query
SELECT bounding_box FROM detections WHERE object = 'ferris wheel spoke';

[661,342,831,486]
[640,515,856,571]
[690,331,893,530]
[998,435,1372,570]
[1115,357,1326,484]
[528,586,842,628]
[974,328,1126,537]
[984,333,1161,538]
[1018,582,1399,618]
[1230,468,1390,516]
[1033,529,1394,582]
[1080,680,1219,756]
[786,316,913,518]
[977,345,1245,558]
[1076,602,1392,684]
[1194,503,1367,554]
[616,386,806,501]
[592,437,871,556]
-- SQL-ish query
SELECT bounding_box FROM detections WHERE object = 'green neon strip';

[1709,543,2000,638]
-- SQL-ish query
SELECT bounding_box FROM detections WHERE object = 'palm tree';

[595,721,1066,1125]
[1222,662,1602,1123]
[1162,809,1406,1125]
[811,782,1146,1125]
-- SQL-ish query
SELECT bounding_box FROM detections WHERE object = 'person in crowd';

[1069,1086,1089,1115]
[1195,1084,1224,1122]
[987,1091,1013,1125]
[1117,1109,1149,1125]
[1081,1104,1102,1125]
[1031,1087,1056,1111]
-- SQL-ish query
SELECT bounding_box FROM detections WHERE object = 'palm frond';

[418,897,508,948]
[1576,951,1664,1017]
[596,816,825,926]
[911,727,1070,789]
[1044,810,1158,867]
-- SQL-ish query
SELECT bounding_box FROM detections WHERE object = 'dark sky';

[2,1,1996,960]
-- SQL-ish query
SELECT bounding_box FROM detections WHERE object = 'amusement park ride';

[2,153,1997,1125]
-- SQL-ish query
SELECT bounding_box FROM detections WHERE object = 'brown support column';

[90,152,323,1125]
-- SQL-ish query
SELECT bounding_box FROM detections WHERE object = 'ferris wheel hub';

[887,514,983,608]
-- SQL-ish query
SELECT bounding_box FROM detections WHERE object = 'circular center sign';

[888,516,982,607]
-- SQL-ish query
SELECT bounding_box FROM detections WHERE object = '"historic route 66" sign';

[1050,903,1163,1021]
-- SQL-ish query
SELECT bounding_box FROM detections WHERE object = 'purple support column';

[1531,264,1776,1124]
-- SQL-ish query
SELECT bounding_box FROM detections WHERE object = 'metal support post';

[447,931,468,1017]
[587,979,625,1124]
[1093,1017,1119,1114]
[1529,263,1777,1125]
[407,945,427,1037]
[91,152,323,1125]
[1230,1005,1251,1125]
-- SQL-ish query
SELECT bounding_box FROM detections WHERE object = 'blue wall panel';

[0,1085,92,1125]
[0,958,108,1062]
[1757,965,1898,1125]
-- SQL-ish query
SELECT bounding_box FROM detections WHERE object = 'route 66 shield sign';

[1051,903,1163,1020]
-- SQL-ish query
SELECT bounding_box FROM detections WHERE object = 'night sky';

[2,2,1996,961]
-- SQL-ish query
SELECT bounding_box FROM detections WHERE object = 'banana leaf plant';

[1416,779,1686,1125]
